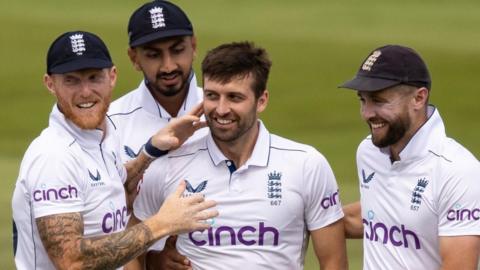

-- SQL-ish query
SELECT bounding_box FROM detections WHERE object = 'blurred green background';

[2,0,479,269]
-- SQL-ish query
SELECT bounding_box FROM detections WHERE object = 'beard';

[58,94,110,130]
[146,70,189,97]
[370,113,411,148]
[207,109,258,144]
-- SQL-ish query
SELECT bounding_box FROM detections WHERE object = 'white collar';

[206,120,270,169]
[49,104,112,149]
[138,72,201,118]
[379,105,446,162]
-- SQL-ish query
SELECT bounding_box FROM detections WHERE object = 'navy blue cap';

[339,45,431,91]
[128,0,193,47]
[47,31,113,74]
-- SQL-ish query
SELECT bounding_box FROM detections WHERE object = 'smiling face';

[357,85,418,148]
[203,74,268,144]
[128,36,196,98]
[44,67,117,129]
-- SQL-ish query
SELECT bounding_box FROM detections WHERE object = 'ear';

[43,74,56,96]
[191,36,198,59]
[127,47,142,71]
[108,66,118,88]
[256,90,269,113]
[413,87,429,110]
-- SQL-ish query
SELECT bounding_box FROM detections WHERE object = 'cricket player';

[108,0,204,165]
[340,45,480,269]
[128,41,347,270]
[11,30,217,270]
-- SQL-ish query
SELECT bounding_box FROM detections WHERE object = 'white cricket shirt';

[108,74,204,162]
[358,106,480,269]
[12,105,127,270]
[134,121,344,269]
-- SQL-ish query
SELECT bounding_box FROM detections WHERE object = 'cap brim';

[49,58,113,74]
[338,75,401,91]
[130,29,193,47]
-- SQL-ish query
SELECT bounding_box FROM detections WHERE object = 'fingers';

[174,180,186,197]
[187,102,204,117]
[192,120,207,130]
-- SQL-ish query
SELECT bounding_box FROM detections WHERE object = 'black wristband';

[143,138,169,158]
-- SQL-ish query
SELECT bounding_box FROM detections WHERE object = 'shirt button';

[226,161,232,166]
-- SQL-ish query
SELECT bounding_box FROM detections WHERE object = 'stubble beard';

[371,114,411,148]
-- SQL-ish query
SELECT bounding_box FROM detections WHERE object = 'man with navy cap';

[107,1,204,268]
[340,45,480,269]
[11,30,217,270]
[108,0,203,164]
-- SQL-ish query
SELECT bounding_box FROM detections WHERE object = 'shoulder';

[270,134,330,165]
[108,87,143,116]
[168,131,209,159]
[433,138,480,180]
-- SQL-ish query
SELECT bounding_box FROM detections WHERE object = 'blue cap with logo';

[128,0,193,47]
[47,31,113,74]
[339,45,431,91]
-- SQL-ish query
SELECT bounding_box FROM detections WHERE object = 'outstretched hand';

[149,180,218,239]
[150,103,207,151]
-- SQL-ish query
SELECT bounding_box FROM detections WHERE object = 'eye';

[204,91,218,100]
[172,46,185,55]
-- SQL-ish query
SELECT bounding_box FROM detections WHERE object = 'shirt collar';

[380,105,446,162]
[139,71,202,118]
[49,104,110,148]
[206,120,271,168]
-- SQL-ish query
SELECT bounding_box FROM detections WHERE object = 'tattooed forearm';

[80,222,154,269]
[37,213,154,270]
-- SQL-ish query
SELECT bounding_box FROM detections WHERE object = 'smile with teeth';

[77,102,96,109]
[216,118,233,125]
[370,122,386,129]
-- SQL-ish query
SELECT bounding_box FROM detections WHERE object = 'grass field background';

[2,0,480,268]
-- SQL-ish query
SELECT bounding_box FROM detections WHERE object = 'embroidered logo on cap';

[362,50,381,71]
[149,7,166,29]
[69,34,86,56]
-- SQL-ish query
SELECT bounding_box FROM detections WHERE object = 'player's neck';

[215,122,260,168]
[149,87,188,118]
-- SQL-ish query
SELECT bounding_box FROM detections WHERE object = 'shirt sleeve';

[437,160,480,236]
[303,149,344,231]
[133,156,168,221]
[27,150,85,219]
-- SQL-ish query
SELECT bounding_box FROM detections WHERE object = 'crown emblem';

[69,33,86,55]
[362,50,381,71]
[149,6,166,29]
[268,171,282,181]
[417,178,429,188]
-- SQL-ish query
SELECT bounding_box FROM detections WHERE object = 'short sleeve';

[27,150,85,218]
[438,162,480,236]
[303,150,344,231]
[133,157,168,221]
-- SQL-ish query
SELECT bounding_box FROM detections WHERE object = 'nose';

[161,53,176,73]
[215,97,231,116]
[360,101,376,120]
[78,81,93,98]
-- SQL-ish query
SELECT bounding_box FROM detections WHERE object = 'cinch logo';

[447,204,480,221]
[33,185,78,202]
[321,189,339,209]
[102,205,127,233]
[363,210,421,250]
[189,222,279,246]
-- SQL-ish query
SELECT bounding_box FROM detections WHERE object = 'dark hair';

[201,41,272,98]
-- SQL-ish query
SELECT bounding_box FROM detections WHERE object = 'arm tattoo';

[37,212,154,270]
